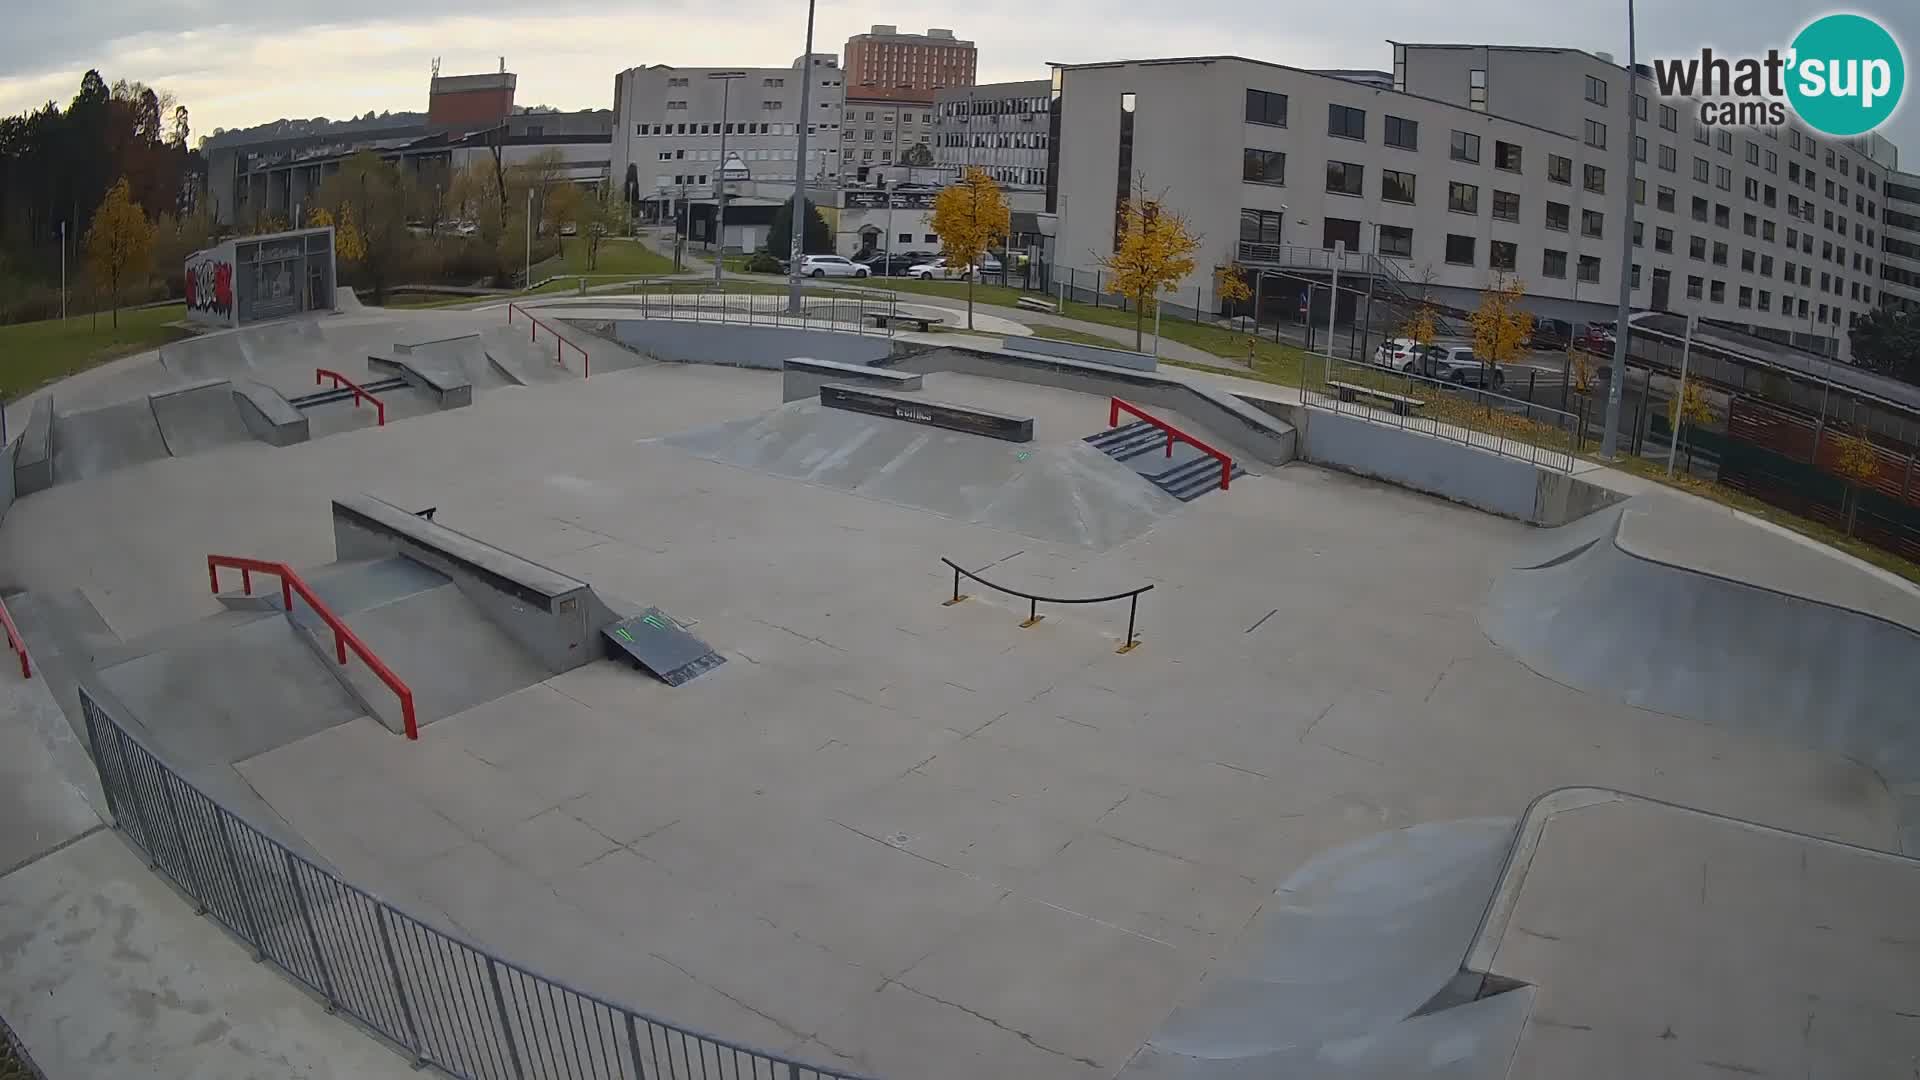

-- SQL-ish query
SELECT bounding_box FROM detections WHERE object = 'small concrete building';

[184,226,337,328]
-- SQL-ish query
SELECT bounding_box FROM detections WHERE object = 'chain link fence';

[80,685,869,1080]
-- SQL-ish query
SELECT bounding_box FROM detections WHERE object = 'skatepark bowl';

[3,300,1919,1080]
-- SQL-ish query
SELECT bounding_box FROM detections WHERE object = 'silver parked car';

[1413,345,1506,390]
[798,255,869,278]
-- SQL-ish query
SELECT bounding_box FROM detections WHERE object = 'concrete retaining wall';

[892,347,1297,465]
[604,320,894,370]
[231,380,309,447]
[331,493,618,674]
[1002,335,1157,372]
[1282,406,1624,525]
[782,357,922,402]
[0,435,15,524]
[14,397,52,496]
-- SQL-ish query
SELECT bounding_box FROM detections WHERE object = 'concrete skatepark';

[1,296,1917,1079]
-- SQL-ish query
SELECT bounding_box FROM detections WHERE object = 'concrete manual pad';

[147,378,254,456]
[665,398,1180,549]
[51,397,170,483]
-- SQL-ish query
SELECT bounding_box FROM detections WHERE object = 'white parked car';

[907,256,1001,281]
[799,255,868,278]
[1373,338,1426,370]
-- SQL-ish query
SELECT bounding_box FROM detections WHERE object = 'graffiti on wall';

[185,254,234,320]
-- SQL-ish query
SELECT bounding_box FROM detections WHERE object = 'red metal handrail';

[0,595,29,679]
[315,368,386,426]
[1108,396,1234,491]
[207,555,419,739]
[507,302,591,378]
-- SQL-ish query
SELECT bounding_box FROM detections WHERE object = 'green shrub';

[743,250,785,274]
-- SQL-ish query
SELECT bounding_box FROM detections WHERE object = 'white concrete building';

[840,87,935,185]
[935,80,1052,203]
[611,56,846,242]
[1882,170,1920,317]
[1049,47,1902,360]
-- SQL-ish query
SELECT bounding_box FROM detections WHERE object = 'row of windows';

[659,147,798,162]
[636,121,803,136]
[934,132,1048,149]
[940,96,1048,117]
[1242,149,1607,205]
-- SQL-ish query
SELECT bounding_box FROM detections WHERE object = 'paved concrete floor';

[0,349,1906,1079]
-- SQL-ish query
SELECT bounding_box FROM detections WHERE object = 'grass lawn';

[1029,325,1129,349]
[0,305,190,400]
[532,236,677,281]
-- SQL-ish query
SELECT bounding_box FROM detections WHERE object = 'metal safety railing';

[622,288,901,336]
[1108,397,1235,491]
[79,683,870,1080]
[207,555,418,740]
[507,302,591,378]
[1300,352,1582,472]
[940,557,1154,654]
[315,369,387,426]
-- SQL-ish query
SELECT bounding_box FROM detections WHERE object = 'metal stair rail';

[1235,242,1456,336]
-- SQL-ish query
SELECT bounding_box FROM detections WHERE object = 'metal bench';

[1016,295,1059,314]
[864,311,944,332]
[1326,379,1426,416]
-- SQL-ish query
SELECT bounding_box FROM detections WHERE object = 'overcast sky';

[1,1,1914,160]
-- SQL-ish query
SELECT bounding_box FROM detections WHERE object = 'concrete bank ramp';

[396,333,513,391]
[479,326,582,385]
[148,378,254,455]
[51,398,171,482]
[664,399,1182,549]
[1121,818,1530,1078]
[1482,496,1920,851]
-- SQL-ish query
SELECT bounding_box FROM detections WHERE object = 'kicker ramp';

[331,493,621,674]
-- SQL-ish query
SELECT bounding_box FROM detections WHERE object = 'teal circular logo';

[1786,14,1905,136]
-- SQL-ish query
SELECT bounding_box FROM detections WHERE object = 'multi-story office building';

[610,56,845,246]
[1049,45,1902,361]
[840,85,935,184]
[842,26,975,92]
[934,80,1052,203]
[1882,170,1920,317]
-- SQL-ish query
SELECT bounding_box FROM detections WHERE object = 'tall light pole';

[1599,0,1640,459]
[710,71,746,289]
[786,0,818,313]
[526,187,533,289]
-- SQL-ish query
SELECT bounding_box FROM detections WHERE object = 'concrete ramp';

[397,333,512,391]
[148,379,253,456]
[1482,497,1920,851]
[51,398,170,483]
[480,327,582,385]
[664,400,1182,550]
[1122,818,1527,1079]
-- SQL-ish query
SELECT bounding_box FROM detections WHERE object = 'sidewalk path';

[0,669,416,1078]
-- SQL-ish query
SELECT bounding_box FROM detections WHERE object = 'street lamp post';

[786,0,818,313]
[709,71,746,289]
[1600,0,1641,459]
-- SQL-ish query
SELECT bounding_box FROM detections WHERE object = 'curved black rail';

[940,557,1154,653]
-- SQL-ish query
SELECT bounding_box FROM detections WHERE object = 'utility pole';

[1600,0,1640,459]
[60,220,67,320]
[786,0,818,313]
[525,188,533,289]
[710,71,746,289]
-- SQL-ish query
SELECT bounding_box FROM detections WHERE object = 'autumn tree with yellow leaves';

[930,167,1011,330]
[1214,263,1252,331]
[1099,190,1201,350]
[1829,431,1883,536]
[1467,273,1534,389]
[1666,378,1713,475]
[84,177,155,329]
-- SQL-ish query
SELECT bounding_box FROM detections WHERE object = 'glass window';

[1548,154,1572,184]
[1746,141,1760,165]
[1659,104,1678,131]
[1715,204,1730,228]
[1741,248,1756,271]
[1758,289,1771,311]
[1656,227,1674,252]
[1690,235,1707,260]
[1635,135,1647,163]
[1634,220,1644,246]
[1635,94,1648,120]
[1469,68,1487,111]
[1578,255,1602,283]
[1381,168,1416,203]
[1493,190,1520,221]
[1449,181,1479,214]
[1712,241,1728,265]
[1451,130,1481,163]
[1379,224,1414,258]
[1696,123,1712,145]
[1659,145,1677,172]
[1716,129,1732,153]
[1763,221,1775,241]
[1495,141,1522,172]
[1585,119,1607,148]
[1582,209,1604,238]
[1490,240,1517,271]
[1585,164,1606,193]
[1657,186,1675,212]
[1239,208,1286,244]
[1384,115,1419,150]
[1325,159,1364,196]
[1766,150,1778,172]
[1445,234,1476,265]
[1711,280,1726,302]
[1245,89,1289,126]
[1328,103,1366,140]
[1716,165,1732,191]
[1694,157,1711,182]
[1546,201,1570,231]
[1242,148,1285,186]
[1542,249,1568,278]
[1585,74,1607,105]
[1687,274,1704,299]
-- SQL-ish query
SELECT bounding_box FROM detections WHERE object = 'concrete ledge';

[891,346,1297,465]
[369,353,474,409]
[782,357,922,402]
[820,383,1033,442]
[331,493,615,673]
[1002,334,1157,372]
[14,397,52,496]
[230,380,309,447]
